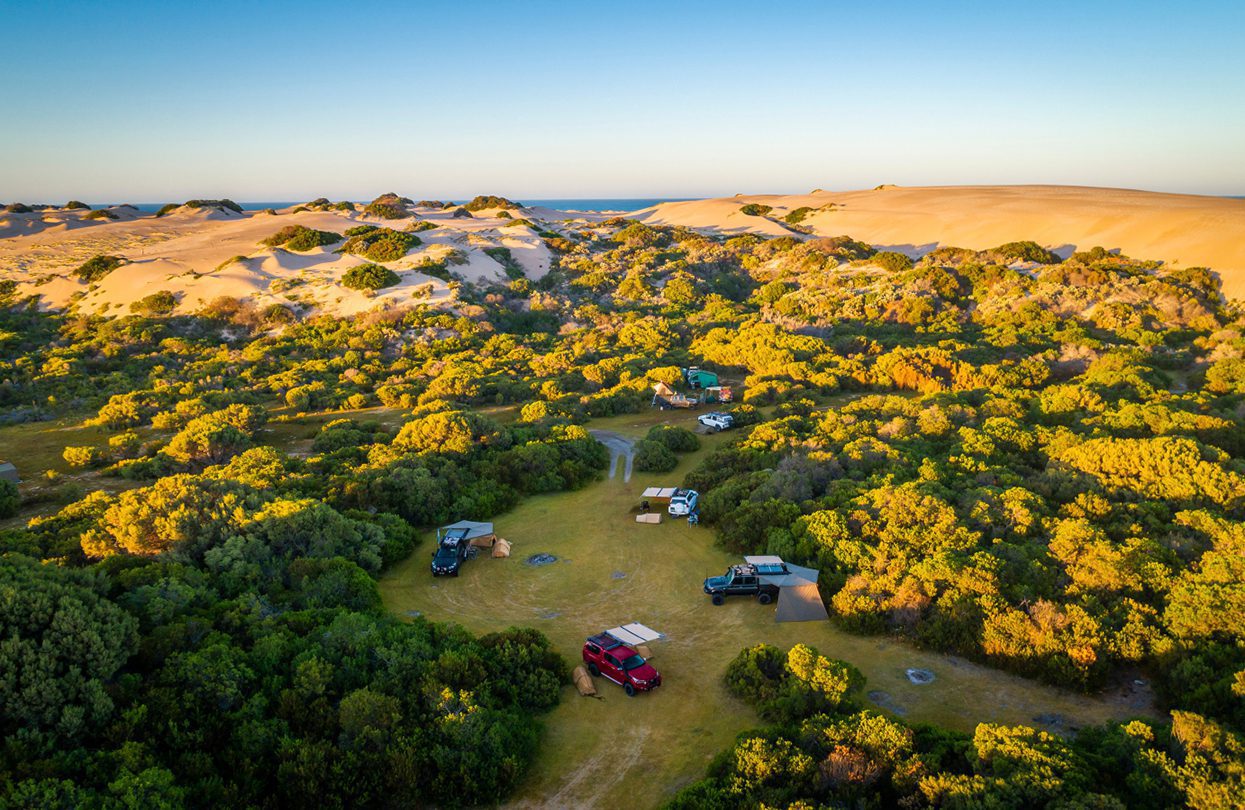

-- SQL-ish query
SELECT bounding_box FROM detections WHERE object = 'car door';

[602,653,625,683]
[730,575,753,595]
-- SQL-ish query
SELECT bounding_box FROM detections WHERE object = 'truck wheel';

[757,593,773,605]
[588,662,599,677]
[624,683,636,697]
[711,594,724,606]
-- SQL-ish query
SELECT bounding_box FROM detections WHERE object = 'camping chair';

[641,500,650,513]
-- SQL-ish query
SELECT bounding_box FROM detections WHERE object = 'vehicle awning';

[775,583,829,623]
[641,486,679,499]
[606,622,663,646]
[758,563,820,588]
[439,520,494,539]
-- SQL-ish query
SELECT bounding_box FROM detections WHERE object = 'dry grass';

[379,409,1159,809]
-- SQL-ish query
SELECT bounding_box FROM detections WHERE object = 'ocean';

[115,198,695,214]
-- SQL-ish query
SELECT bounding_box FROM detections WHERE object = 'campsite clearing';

[379,409,1159,809]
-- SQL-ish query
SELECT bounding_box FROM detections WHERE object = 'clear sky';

[2,0,1243,202]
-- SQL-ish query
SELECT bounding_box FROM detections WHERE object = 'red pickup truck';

[582,632,662,696]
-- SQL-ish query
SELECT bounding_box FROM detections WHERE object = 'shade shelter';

[438,520,496,548]
[743,555,828,623]
[0,462,17,484]
[605,622,663,646]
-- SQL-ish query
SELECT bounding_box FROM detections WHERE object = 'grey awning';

[439,520,494,539]
[775,583,829,623]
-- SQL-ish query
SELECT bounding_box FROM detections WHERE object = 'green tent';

[684,367,719,388]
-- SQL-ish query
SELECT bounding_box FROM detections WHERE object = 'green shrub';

[338,228,420,262]
[76,255,126,283]
[783,206,814,224]
[261,225,341,251]
[130,290,177,316]
[186,199,243,213]
[406,220,437,233]
[155,203,179,217]
[365,202,407,219]
[483,247,525,280]
[364,193,412,219]
[342,264,401,291]
[465,195,520,212]
[412,258,452,282]
[3,203,32,214]
[261,303,296,324]
[633,439,678,472]
[740,203,774,217]
[216,255,248,271]
[64,200,90,210]
[991,240,1060,264]
[870,250,914,272]
[646,425,700,453]
[63,445,106,468]
[82,209,117,221]
[0,479,18,518]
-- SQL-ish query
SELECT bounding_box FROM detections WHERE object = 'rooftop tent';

[605,622,663,646]
[652,381,677,398]
[775,582,830,622]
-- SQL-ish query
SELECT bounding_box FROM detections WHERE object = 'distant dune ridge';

[634,185,1245,298]
[2,185,1243,315]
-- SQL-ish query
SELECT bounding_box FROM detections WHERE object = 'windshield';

[434,547,456,561]
[723,569,735,583]
[621,654,646,670]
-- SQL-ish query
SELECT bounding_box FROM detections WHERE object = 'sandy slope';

[636,185,1245,298]
[5,187,1243,315]
[0,204,557,317]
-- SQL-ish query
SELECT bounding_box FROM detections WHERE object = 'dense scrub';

[4,215,1245,802]
[672,644,1245,808]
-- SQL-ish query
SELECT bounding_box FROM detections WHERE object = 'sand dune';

[636,185,1245,298]
[5,187,1244,316]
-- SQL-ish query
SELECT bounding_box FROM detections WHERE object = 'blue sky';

[2,0,1242,201]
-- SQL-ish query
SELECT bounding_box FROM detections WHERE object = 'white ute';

[697,411,734,431]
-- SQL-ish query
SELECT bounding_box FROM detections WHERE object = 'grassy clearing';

[379,409,1159,809]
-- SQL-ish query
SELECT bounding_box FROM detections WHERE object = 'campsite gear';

[491,538,512,558]
[582,623,664,696]
[572,666,598,697]
[438,520,497,548]
[641,500,650,513]
[635,644,652,660]
[652,382,697,409]
[636,513,661,524]
[683,367,719,388]
[703,555,828,622]
[641,486,678,503]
